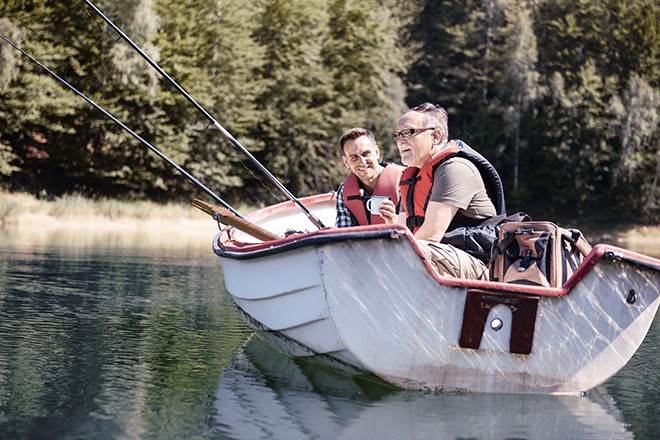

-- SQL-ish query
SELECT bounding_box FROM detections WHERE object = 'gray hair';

[411,102,449,144]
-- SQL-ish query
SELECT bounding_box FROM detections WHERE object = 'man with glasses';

[386,103,506,279]
[335,127,402,227]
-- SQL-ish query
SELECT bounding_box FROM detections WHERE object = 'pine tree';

[323,0,409,162]
[497,0,541,194]
[250,0,336,200]
[0,17,21,177]
[530,0,644,217]
[610,75,659,220]
[405,1,509,160]
[154,0,264,202]
[86,0,182,199]
[0,1,103,193]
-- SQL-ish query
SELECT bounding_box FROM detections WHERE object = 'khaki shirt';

[429,157,496,220]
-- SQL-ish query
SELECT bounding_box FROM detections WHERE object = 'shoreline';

[0,191,226,250]
[1,191,658,255]
[0,211,221,251]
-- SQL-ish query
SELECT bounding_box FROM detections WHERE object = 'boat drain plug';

[490,318,503,331]
[626,289,636,304]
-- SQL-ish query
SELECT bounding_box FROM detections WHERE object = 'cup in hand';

[366,196,389,214]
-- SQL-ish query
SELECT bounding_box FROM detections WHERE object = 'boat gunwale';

[215,194,660,299]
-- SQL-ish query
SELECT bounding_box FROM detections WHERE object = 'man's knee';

[420,241,488,280]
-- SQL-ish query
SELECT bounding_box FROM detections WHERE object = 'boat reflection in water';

[211,338,632,440]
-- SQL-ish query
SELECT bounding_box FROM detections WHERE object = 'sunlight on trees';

[0,0,657,221]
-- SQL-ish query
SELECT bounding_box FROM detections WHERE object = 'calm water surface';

[0,234,658,439]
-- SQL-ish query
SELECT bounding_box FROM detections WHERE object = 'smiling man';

[335,128,403,227]
[387,103,506,279]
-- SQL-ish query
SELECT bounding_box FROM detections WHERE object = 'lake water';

[0,234,658,439]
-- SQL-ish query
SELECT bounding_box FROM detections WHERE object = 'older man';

[383,103,506,279]
[335,127,402,227]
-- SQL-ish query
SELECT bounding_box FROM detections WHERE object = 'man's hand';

[378,199,397,224]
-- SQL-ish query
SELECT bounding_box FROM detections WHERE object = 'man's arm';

[414,159,478,240]
[413,201,459,242]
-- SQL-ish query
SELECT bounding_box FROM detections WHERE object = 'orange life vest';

[342,163,403,225]
[399,140,506,233]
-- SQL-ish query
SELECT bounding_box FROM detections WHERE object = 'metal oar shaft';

[0,31,242,219]
[82,0,326,230]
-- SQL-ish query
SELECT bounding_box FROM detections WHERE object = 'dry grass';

[0,190,208,223]
[574,222,660,257]
[45,193,196,220]
[617,225,660,255]
[2,190,657,254]
[0,190,227,249]
[0,191,36,225]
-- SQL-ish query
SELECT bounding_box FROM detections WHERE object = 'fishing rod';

[0,31,243,219]
[82,0,327,230]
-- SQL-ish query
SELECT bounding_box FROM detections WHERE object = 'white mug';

[366,196,389,214]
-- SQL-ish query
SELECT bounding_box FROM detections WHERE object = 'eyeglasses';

[390,127,438,141]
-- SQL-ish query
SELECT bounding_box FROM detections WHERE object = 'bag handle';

[561,229,591,257]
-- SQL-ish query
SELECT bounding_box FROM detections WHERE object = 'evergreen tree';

[405,0,658,221]
[0,17,21,177]
[498,0,540,193]
[0,1,102,194]
[250,0,335,200]
[610,75,659,220]
[153,0,264,202]
[1,0,656,224]
[323,0,409,162]
[405,1,509,161]
[531,0,644,217]
[85,0,175,198]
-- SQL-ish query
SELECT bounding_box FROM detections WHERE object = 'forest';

[0,0,658,222]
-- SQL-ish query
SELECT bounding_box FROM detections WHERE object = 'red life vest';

[399,141,464,233]
[400,139,508,260]
[342,163,403,225]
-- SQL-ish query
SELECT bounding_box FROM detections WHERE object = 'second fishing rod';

[82,0,327,230]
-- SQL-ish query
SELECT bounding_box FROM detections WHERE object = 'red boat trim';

[216,202,660,299]
[217,227,407,259]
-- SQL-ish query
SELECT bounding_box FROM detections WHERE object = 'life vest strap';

[399,176,421,186]
[406,215,425,230]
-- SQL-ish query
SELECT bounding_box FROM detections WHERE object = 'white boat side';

[321,237,659,393]
[214,193,660,393]
[217,193,366,370]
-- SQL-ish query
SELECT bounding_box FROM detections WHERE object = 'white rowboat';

[214,193,660,394]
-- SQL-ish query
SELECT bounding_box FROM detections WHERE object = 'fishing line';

[81,0,326,230]
[0,30,243,219]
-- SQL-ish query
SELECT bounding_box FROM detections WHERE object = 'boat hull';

[215,193,660,393]
[222,249,365,372]
[322,238,659,393]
